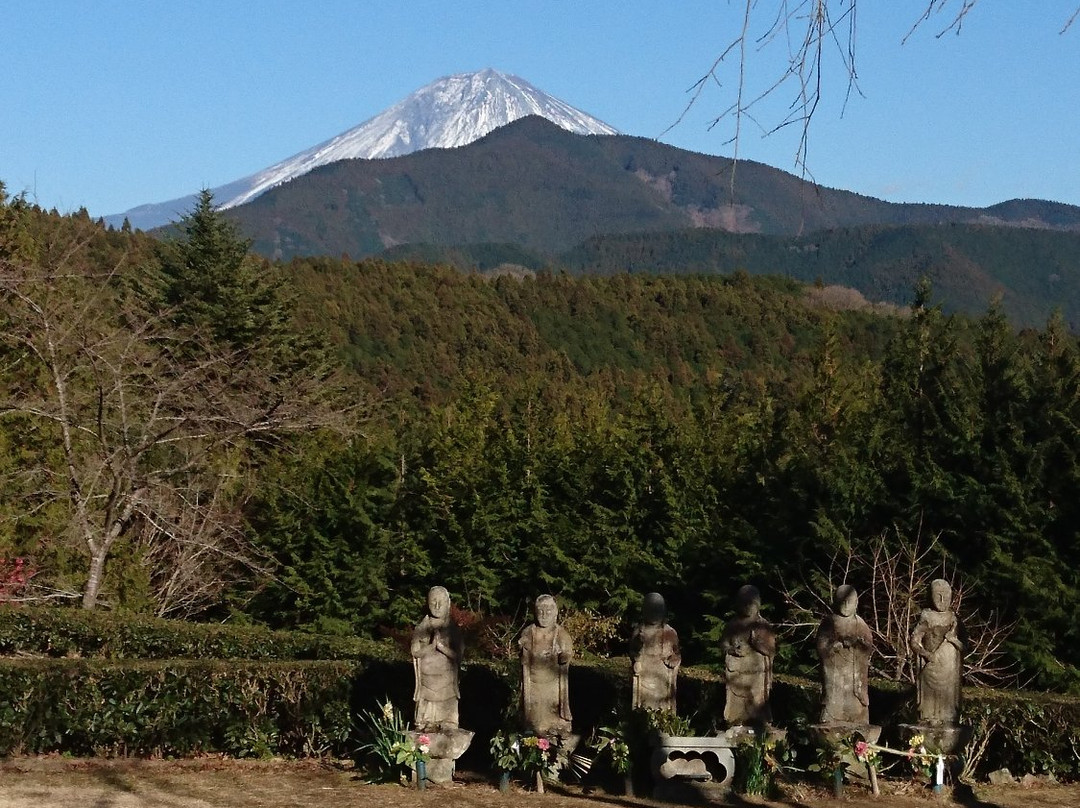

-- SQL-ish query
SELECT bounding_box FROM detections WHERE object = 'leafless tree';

[675,1,1078,189]
[0,221,352,612]
[778,525,1016,686]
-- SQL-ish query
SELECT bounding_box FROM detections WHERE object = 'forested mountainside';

[223,116,1080,261]
[5,190,1080,689]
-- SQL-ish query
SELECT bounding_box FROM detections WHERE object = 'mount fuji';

[106,69,618,230]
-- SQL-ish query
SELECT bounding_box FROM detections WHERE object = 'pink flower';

[854,740,869,760]
[418,734,430,746]
[537,738,551,751]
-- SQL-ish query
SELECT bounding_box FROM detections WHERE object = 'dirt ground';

[0,758,1075,808]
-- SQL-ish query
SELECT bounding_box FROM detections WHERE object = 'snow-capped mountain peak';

[107,69,618,230]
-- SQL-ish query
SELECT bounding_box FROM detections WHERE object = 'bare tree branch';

[683,1,1075,187]
[0,218,355,613]
[778,525,1017,686]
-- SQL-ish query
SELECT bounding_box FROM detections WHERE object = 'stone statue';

[911,579,965,726]
[410,585,465,731]
[816,584,874,725]
[629,592,681,712]
[519,594,574,736]
[721,584,777,725]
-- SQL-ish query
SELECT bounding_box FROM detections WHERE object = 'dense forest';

[4,187,1080,692]
[378,222,1080,329]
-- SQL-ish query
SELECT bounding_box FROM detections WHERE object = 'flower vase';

[416,759,427,790]
[499,771,510,793]
[832,766,844,799]
[535,770,545,794]
[622,773,634,797]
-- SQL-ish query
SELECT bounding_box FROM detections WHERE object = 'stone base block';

[723,724,788,746]
[899,723,971,756]
[810,722,882,746]
[408,727,474,784]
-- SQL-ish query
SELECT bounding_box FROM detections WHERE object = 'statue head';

[929,579,952,612]
[833,584,859,618]
[736,584,761,618]
[642,592,666,626]
[535,594,559,628]
[427,585,451,620]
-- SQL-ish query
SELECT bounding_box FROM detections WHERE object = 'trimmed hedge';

[960,686,1080,780]
[0,658,358,757]
[3,608,1080,780]
[0,606,392,661]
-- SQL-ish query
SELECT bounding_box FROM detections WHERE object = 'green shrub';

[0,606,393,660]
[0,658,358,757]
[960,687,1080,780]
[4,607,1080,782]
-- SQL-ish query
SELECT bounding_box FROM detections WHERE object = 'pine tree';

[158,189,288,350]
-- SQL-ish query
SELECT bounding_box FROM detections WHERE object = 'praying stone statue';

[911,579,965,726]
[816,584,874,725]
[410,585,465,731]
[629,592,681,713]
[721,584,777,726]
[519,594,574,736]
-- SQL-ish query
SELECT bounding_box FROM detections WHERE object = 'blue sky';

[3,1,1078,218]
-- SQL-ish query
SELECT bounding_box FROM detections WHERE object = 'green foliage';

[960,687,1080,781]
[636,706,692,737]
[733,733,786,797]
[158,189,285,350]
[255,260,1080,684]
[1,192,348,614]
[244,435,407,635]
[564,223,1080,328]
[591,723,632,774]
[0,658,355,757]
[354,700,426,782]
[226,117,1080,329]
[559,608,622,657]
[11,194,1080,696]
[487,731,557,779]
[0,606,389,660]
[489,729,521,771]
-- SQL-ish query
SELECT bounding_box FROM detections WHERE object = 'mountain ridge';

[223,114,1080,262]
[106,69,617,230]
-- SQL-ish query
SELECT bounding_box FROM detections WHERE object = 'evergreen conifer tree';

[158,189,288,350]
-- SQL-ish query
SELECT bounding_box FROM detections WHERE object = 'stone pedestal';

[810,722,881,746]
[649,733,736,802]
[408,727,474,784]
[899,723,971,756]
[725,724,788,746]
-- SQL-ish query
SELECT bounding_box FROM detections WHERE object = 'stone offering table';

[649,732,737,801]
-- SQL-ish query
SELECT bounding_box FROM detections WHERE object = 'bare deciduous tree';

[677,1,1078,188]
[779,526,1016,686]
[0,219,351,613]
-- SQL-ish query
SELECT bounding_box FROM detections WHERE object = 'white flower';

[511,740,520,753]
[419,744,430,754]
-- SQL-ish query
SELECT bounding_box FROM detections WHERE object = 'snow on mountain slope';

[107,69,618,230]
